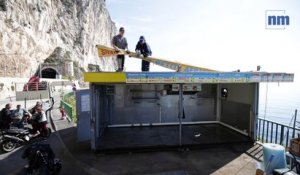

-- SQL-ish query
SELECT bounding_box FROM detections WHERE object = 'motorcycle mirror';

[24,135,30,141]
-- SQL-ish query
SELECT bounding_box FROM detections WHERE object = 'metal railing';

[60,92,76,122]
[15,82,48,92]
[257,110,299,148]
[60,100,73,121]
[22,82,48,91]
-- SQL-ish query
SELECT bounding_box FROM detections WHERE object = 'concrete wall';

[219,83,257,136]
[220,83,255,105]
[93,83,217,126]
[16,90,49,101]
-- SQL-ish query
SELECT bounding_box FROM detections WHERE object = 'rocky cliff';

[0,0,117,77]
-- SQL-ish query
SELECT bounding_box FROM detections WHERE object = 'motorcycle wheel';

[2,140,17,152]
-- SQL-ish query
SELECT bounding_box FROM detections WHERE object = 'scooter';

[0,125,52,152]
[0,97,54,152]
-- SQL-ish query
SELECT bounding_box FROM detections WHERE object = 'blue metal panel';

[76,89,91,141]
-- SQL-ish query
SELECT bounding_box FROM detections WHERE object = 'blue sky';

[106,0,300,74]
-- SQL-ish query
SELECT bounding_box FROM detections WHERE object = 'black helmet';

[139,36,145,42]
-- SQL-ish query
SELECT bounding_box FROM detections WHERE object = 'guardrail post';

[292,109,298,138]
[258,119,261,141]
[275,124,278,144]
[280,125,284,145]
[266,121,269,142]
[262,119,265,143]
[286,129,290,147]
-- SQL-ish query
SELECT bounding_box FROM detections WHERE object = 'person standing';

[72,83,77,96]
[112,27,128,72]
[30,106,48,137]
[135,36,152,72]
[60,106,66,120]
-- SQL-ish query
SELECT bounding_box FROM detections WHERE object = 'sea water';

[259,77,300,126]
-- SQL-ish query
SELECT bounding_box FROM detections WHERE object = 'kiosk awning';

[84,72,294,84]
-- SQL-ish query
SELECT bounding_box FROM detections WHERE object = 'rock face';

[0,0,117,77]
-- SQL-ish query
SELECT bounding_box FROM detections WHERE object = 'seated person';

[11,104,31,128]
[0,103,12,130]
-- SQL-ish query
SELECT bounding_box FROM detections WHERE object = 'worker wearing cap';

[135,36,152,72]
[112,27,128,72]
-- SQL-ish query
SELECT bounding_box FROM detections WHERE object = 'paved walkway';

[49,95,259,175]
[1,89,286,174]
[0,95,88,175]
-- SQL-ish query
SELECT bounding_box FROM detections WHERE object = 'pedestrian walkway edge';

[49,109,105,175]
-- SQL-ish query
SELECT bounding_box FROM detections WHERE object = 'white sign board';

[81,94,90,112]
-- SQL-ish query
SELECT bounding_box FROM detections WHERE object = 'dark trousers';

[31,121,48,137]
[117,55,125,71]
[141,60,150,72]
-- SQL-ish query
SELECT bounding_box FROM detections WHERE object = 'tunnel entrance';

[41,68,58,78]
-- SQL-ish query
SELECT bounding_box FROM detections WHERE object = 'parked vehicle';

[0,97,54,152]
[0,126,51,152]
[22,143,62,175]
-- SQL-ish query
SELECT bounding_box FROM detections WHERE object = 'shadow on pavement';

[58,125,253,175]
[0,128,88,175]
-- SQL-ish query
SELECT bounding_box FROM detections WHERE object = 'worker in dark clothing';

[0,103,12,129]
[112,27,129,72]
[135,36,152,72]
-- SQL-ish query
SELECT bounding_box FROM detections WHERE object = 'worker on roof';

[112,27,129,72]
[135,36,152,72]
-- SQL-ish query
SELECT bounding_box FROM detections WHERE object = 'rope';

[263,74,269,121]
[261,74,297,145]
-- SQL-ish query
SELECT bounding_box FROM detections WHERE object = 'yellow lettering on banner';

[99,48,118,56]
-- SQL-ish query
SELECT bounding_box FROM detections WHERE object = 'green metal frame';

[60,92,75,122]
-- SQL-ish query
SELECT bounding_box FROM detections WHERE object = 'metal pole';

[39,61,42,78]
[178,84,183,147]
[159,105,162,123]
[292,109,298,138]
[48,82,51,99]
